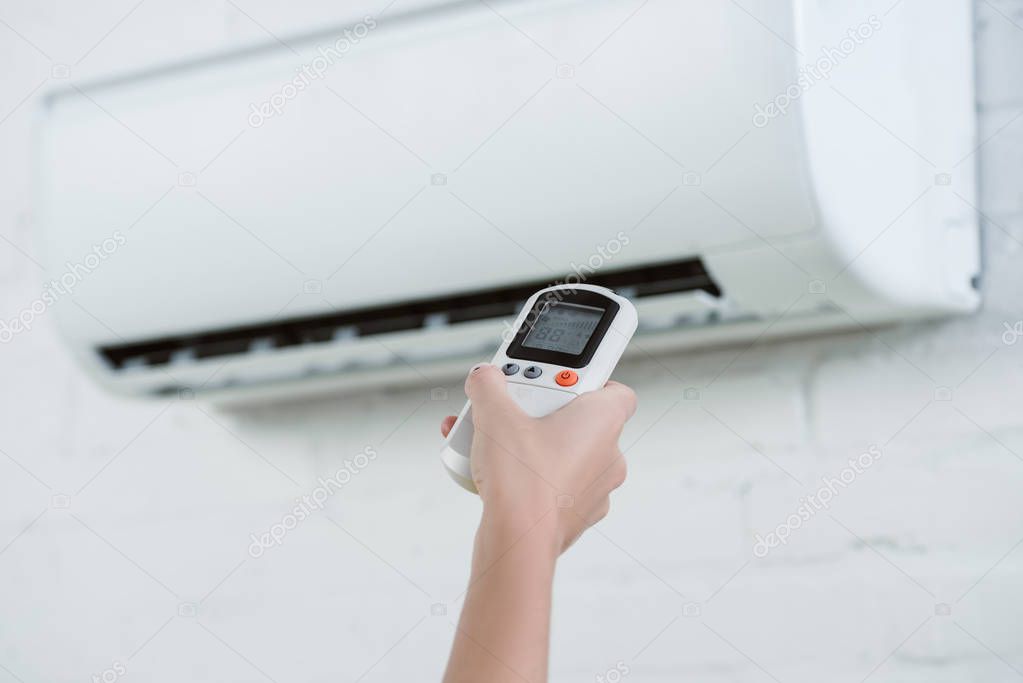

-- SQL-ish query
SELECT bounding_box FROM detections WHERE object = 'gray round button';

[523,366,542,379]
[502,363,520,376]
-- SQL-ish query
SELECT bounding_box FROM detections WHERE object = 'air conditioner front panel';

[40,0,818,345]
[36,0,979,397]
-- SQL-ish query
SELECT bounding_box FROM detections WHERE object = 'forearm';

[444,510,559,683]
[440,367,636,682]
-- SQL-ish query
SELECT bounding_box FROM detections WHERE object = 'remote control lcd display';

[522,302,603,355]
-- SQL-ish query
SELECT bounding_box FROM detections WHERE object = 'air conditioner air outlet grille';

[98,257,722,371]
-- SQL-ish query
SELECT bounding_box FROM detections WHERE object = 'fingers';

[440,415,457,437]
[600,381,639,421]
[598,453,628,491]
[589,497,611,525]
[464,364,526,427]
[558,380,637,428]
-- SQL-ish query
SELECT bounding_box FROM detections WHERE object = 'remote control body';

[440,284,638,493]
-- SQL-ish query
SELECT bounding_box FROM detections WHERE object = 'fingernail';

[470,364,484,375]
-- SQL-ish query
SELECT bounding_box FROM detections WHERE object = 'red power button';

[555,370,578,387]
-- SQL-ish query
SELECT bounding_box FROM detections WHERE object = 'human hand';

[440,364,636,557]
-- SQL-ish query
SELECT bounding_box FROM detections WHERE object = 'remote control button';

[555,369,578,387]
[523,366,542,379]
[502,363,520,376]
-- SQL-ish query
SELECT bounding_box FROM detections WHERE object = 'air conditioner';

[35,0,978,401]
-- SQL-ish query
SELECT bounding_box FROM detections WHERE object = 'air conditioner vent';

[98,257,721,371]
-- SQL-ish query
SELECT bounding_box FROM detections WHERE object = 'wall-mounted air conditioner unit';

[36,0,978,400]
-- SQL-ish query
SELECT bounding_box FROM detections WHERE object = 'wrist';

[476,503,561,569]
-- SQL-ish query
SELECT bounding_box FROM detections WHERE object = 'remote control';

[440,284,638,493]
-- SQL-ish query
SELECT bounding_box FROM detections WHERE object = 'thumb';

[465,364,526,427]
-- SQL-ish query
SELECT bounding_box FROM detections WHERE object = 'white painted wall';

[1,1,1021,682]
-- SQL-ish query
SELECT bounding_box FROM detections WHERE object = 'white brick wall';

[1,1,1021,682]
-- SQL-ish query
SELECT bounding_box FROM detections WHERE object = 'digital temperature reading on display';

[521,302,604,355]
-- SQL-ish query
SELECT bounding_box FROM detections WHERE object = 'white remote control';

[440,284,638,493]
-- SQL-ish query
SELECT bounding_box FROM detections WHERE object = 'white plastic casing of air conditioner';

[35,0,978,401]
